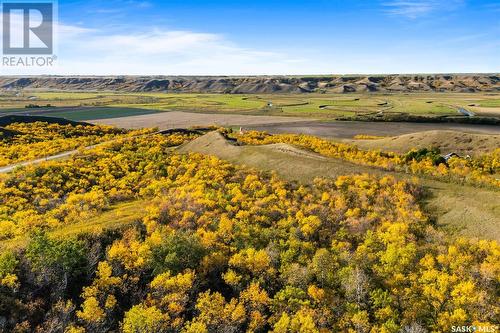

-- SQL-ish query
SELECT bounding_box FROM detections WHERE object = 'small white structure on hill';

[443,153,459,162]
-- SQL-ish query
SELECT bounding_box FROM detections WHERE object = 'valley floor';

[90,111,500,138]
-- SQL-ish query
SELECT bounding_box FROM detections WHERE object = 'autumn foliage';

[0,122,153,166]
[0,129,498,332]
[234,130,500,188]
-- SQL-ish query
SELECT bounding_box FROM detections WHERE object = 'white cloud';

[382,0,464,18]
[56,28,304,75]
[82,30,223,55]
[0,14,310,75]
[383,1,435,18]
[126,1,152,9]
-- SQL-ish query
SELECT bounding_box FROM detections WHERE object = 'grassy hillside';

[1,74,499,93]
[346,130,500,156]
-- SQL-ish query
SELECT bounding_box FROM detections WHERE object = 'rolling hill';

[348,130,500,156]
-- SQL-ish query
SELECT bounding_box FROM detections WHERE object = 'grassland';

[39,107,160,121]
[1,90,499,120]
[345,130,500,156]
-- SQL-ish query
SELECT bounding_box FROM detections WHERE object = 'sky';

[1,0,499,75]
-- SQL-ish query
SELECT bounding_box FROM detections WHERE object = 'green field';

[477,99,500,107]
[41,107,160,121]
[1,91,499,120]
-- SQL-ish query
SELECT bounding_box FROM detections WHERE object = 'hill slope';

[178,132,500,241]
[1,74,499,93]
[348,130,500,156]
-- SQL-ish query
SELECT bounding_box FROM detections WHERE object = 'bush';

[403,147,446,166]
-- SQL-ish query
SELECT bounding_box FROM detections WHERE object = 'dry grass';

[178,132,382,179]
[471,106,500,117]
[421,181,500,239]
[346,130,500,156]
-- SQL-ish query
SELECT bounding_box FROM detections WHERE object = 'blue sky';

[3,0,500,74]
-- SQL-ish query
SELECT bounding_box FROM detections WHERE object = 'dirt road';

[90,111,500,139]
[246,120,500,138]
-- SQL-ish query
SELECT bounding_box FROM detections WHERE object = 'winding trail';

[0,131,162,174]
[0,142,107,173]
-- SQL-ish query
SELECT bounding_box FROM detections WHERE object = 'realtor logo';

[2,1,54,55]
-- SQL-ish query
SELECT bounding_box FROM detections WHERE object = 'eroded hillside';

[0,74,499,93]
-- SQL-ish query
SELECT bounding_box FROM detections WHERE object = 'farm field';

[0,105,161,121]
[244,120,500,139]
[1,91,500,120]
[38,107,161,121]
[91,111,309,130]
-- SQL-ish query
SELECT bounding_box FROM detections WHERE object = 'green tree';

[122,304,170,333]
[25,232,87,294]
[151,231,206,275]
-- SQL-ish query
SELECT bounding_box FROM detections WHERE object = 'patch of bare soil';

[264,143,327,160]
[90,111,309,130]
[471,106,500,117]
[245,121,500,139]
